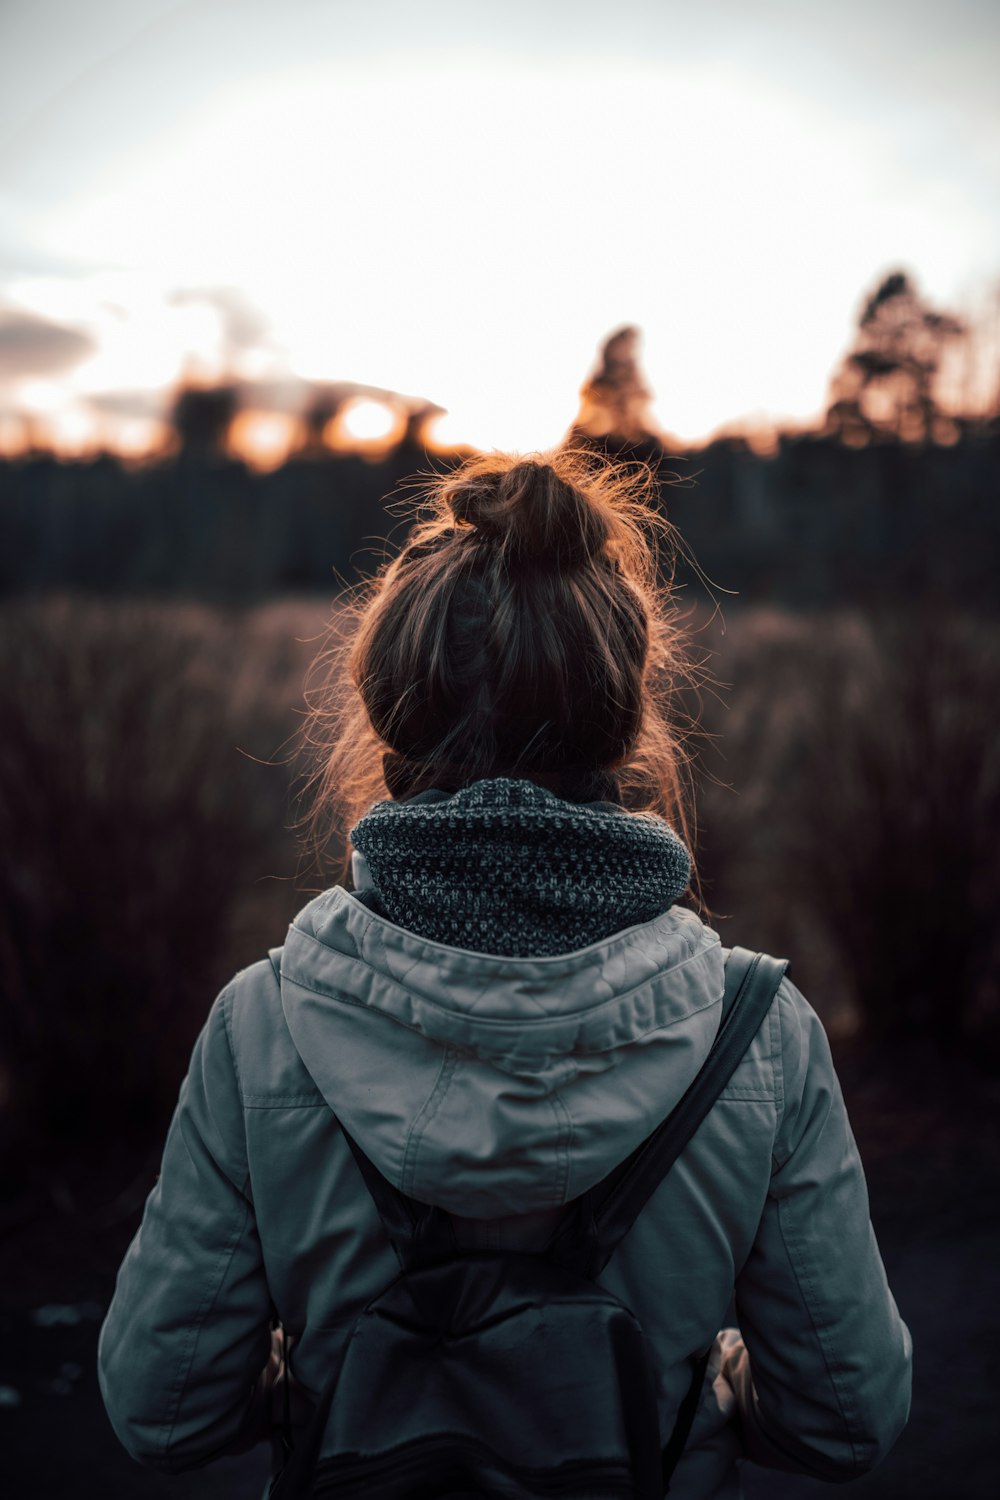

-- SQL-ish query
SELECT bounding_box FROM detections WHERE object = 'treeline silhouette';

[3,268,997,607]
[1,426,998,608]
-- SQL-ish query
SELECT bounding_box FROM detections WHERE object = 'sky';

[0,0,998,455]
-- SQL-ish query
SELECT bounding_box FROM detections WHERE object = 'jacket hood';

[279,886,725,1217]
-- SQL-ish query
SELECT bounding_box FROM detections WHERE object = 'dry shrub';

[2,594,996,1180]
[694,608,1000,1050]
[0,597,321,1164]
[789,612,1000,1048]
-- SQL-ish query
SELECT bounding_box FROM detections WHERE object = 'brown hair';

[299,447,700,892]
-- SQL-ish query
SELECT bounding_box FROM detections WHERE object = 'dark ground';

[3,1038,997,1499]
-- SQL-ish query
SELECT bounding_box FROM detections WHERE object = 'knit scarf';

[349,777,691,958]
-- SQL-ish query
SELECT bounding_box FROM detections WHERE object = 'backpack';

[269,947,788,1500]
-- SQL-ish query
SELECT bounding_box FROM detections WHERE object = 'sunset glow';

[229,411,302,471]
[1,1,997,458]
[338,398,401,447]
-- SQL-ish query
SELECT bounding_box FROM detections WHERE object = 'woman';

[98,449,911,1497]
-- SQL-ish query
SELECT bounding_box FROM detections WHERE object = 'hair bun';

[445,455,612,569]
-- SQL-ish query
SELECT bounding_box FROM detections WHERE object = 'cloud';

[0,305,96,380]
[83,387,167,419]
[167,285,270,361]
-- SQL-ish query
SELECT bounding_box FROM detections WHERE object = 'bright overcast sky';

[0,0,998,450]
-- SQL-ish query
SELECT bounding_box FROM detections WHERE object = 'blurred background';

[1,1,998,1495]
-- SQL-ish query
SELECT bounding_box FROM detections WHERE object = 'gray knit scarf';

[349,777,691,957]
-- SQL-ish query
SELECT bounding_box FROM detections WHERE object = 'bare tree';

[170,383,239,460]
[826,271,965,443]
[572,326,662,444]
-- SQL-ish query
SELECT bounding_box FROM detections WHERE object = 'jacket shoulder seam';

[226,958,316,1109]
[243,1094,326,1109]
[216,984,253,1196]
[220,981,245,1104]
[771,980,787,1152]
[716,1087,774,1102]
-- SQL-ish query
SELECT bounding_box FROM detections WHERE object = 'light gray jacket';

[98,888,912,1497]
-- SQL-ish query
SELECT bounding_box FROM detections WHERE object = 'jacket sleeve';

[724,978,912,1482]
[98,981,273,1472]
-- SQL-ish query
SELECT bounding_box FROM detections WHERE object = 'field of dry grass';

[1,593,997,1161]
[2,594,998,1496]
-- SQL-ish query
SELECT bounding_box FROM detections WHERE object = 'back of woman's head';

[301,447,697,877]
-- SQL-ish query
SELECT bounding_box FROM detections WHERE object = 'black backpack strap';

[591,948,787,1267]
[563,946,788,1495]
[661,1345,712,1494]
[547,948,788,1277]
[605,948,785,1488]
[339,1126,458,1268]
